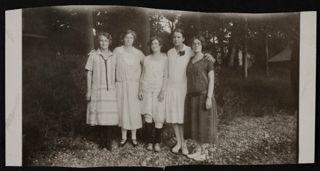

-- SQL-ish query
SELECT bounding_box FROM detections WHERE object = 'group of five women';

[85,28,218,161]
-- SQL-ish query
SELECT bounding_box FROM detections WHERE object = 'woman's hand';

[205,97,212,110]
[204,53,215,63]
[138,89,143,101]
[157,90,164,102]
[86,91,91,101]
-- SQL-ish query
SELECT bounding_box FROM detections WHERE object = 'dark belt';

[187,90,207,97]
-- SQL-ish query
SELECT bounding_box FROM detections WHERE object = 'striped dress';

[85,49,118,126]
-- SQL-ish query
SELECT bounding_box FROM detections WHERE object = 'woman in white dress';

[166,28,193,155]
[139,36,167,152]
[113,30,145,147]
[85,32,118,151]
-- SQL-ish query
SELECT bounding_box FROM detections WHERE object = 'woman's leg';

[154,123,163,152]
[131,129,138,147]
[97,126,105,148]
[145,115,154,150]
[105,126,112,151]
[121,128,127,140]
[179,124,189,155]
[120,128,128,147]
[131,129,137,140]
[172,124,182,152]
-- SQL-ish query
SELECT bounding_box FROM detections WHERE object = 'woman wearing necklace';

[113,30,145,147]
[85,31,118,151]
[184,35,218,161]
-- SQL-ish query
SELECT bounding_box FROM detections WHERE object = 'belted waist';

[187,90,207,97]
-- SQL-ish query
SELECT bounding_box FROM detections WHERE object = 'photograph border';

[2,1,318,168]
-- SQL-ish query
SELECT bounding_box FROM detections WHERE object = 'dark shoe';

[119,139,127,147]
[131,139,138,147]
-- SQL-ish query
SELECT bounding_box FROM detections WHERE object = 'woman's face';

[172,32,185,47]
[124,33,134,46]
[98,35,110,50]
[192,39,202,53]
[151,39,161,53]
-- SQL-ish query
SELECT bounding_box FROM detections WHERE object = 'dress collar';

[97,48,113,60]
[174,44,185,53]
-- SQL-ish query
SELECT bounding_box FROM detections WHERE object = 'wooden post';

[265,32,270,76]
[242,17,248,79]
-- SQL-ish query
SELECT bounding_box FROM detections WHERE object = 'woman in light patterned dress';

[113,30,145,147]
[85,31,118,151]
[139,36,167,152]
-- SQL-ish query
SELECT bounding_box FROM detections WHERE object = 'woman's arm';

[138,59,145,100]
[161,56,168,92]
[205,70,214,110]
[204,52,216,63]
[207,70,214,98]
[85,53,94,101]
[158,56,168,102]
[86,70,92,101]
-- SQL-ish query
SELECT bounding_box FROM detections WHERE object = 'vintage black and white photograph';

[19,5,303,166]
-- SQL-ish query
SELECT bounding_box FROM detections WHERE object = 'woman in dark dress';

[184,35,218,161]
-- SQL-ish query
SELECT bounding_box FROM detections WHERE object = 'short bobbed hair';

[148,36,163,47]
[96,31,112,45]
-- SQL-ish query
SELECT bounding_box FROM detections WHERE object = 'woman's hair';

[172,28,185,38]
[96,31,112,46]
[190,35,206,50]
[148,36,163,47]
[122,29,137,42]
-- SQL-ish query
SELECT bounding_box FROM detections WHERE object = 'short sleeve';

[113,47,120,56]
[207,59,214,73]
[138,50,145,63]
[85,54,94,71]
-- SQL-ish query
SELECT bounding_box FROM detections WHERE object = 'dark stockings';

[145,122,163,144]
[98,126,113,151]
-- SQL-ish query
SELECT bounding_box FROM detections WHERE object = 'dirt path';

[28,113,297,167]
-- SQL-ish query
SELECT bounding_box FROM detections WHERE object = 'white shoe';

[181,143,189,155]
[146,143,153,151]
[193,153,207,161]
[187,151,201,159]
[154,143,161,152]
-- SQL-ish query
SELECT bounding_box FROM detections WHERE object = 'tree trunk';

[265,32,270,76]
[242,17,248,79]
[228,38,236,67]
[140,10,151,55]
[84,9,94,52]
